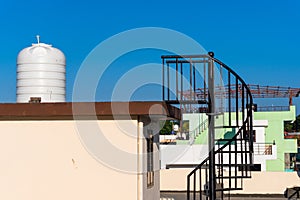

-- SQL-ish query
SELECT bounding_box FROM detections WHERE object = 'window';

[146,129,154,188]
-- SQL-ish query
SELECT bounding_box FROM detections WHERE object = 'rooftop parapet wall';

[0,102,181,121]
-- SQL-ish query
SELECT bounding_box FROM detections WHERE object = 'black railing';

[216,106,290,112]
[284,187,300,199]
[257,106,290,112]
[162,54,254,200]
[253,142,274,155]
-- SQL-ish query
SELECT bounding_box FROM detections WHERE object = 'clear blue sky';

[0,0,300,111]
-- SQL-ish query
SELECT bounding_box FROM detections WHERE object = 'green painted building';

[254,106,297,171]
[183,106,298,172]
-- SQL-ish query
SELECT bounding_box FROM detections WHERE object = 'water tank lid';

[31,43,52,48]
[17,37,65,65]
[32,35,51,47]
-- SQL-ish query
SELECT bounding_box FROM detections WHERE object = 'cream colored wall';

[161,169,189,191]
[0,120,142,200]
[232,171,300,194]
[161,169,300,194]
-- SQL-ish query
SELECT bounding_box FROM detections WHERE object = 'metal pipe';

[167,62,170,101]
[208,56,216,200]
[162,58,165,101]
[176,58,178,100]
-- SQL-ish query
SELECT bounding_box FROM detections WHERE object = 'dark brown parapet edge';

[0,102,181,120]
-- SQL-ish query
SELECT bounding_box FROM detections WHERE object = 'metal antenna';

[36,35,40,44]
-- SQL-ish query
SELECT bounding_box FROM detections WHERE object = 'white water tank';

[17,38,66,103]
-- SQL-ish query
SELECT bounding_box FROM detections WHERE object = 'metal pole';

[162,58,165,101]
[208,54,216,200]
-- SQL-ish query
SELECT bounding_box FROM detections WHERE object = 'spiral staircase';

[162,53,254,200]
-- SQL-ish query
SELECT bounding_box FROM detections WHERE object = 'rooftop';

[0,101,181,120]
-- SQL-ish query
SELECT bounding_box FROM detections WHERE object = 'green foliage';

[159,120,179,135]
[285,122,294,132]
[295,115,300,132]
[182,120,189,132]
[159,120,173,135]
[284,114,300,132]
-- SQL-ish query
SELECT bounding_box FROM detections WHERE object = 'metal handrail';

[183,55,253,200]
[161,54,254,199]
[253,143,274,155]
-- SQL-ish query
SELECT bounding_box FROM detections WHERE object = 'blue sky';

[0,0,300,111]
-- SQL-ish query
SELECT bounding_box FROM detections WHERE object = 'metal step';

[217,151,252,154]
[215,188,243,192]
[217,176,252,179]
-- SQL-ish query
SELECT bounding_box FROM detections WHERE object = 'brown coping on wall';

[0,102,181,120]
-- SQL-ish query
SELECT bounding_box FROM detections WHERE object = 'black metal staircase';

[162,53,254,200]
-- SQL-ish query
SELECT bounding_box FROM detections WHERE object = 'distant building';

[160,105,300,194]
[161,105,298,172]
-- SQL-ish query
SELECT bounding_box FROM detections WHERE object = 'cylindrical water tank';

[17,40,66,103]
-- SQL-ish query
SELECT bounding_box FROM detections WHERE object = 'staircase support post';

[208,56,216,200]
